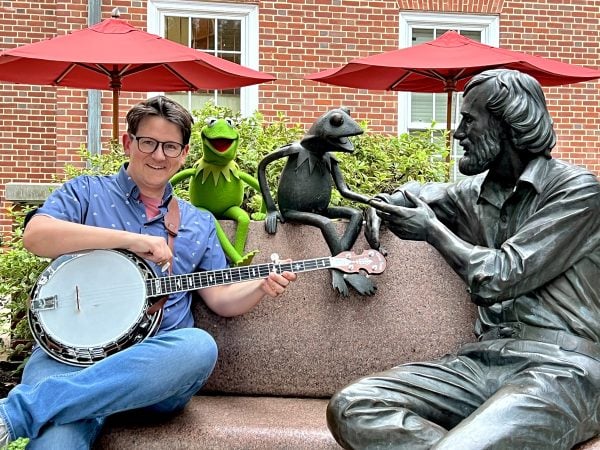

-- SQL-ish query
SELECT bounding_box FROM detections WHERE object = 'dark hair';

[464,69,556,156]
[126,95,194,145]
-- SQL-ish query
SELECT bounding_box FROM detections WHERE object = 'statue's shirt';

[400,156,600,342]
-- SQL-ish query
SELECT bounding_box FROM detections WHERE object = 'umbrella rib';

[54,62,116,84]
[389,71,413,90]
[161,64,197,90]
[54,62,83,84]
[389,67,469,91]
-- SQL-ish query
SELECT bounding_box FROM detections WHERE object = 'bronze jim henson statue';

[328,69,600,450]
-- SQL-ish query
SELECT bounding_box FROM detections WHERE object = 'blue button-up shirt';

[36,164,227,332]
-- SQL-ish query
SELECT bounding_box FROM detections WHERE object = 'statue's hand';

[264,210,281,234]
[364,207,386,255]
[370,191,435,242]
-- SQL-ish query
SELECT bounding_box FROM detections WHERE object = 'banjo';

[29,248,386,367]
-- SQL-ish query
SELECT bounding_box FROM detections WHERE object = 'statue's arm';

[257,145,297,233]
[257,147,290,213]
[330,160,371,204]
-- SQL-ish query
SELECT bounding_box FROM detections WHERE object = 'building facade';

[1,0,600,236]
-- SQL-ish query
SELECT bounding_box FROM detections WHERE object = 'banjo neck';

[147,251,386,297]
[148,258,327,297]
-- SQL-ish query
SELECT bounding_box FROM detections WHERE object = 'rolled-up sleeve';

[36,177,90,223]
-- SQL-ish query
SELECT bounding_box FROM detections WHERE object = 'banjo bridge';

[31,295,58,311]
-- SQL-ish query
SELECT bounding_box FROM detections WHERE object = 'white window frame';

[147,0,260,115]
[397,13,499,180]
[398,12,499,134]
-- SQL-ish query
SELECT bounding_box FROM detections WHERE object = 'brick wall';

[1,0,600,238]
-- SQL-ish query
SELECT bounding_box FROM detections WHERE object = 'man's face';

[123,115,189,198]
[454,84,503,176]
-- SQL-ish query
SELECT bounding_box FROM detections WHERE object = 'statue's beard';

[459,127,502,176]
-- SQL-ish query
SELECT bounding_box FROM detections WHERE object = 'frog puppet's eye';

[205,117,218,127]
[225,117,235,127]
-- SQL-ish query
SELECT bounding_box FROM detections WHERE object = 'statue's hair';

[126,95,194,145]
[464,69,556,156]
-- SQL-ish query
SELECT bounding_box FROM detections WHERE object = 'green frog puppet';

[171,117,265,266]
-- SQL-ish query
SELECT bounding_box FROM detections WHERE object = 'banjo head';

[29,249,162,366]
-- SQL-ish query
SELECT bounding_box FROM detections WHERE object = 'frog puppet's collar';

[193,159,241,185]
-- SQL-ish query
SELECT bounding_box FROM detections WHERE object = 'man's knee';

[155,328,218,376]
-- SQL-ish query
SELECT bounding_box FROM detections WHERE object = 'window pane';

[191,93,215,110]
[168,92,191,109]
[434,92,449,123]
[163,14,244,115]
[461,30,482,42]
[218,20,241,52]
[412,28,434,45]
[411,93,433,125]
[191,18,214,51]
[165,16,189,46]
[216,91,241,111]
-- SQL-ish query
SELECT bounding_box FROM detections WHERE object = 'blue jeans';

[0,328,218,449]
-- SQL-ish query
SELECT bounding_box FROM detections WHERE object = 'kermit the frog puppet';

[171,117,265,266]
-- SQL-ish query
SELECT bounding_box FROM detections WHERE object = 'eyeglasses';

[131,135,185,158]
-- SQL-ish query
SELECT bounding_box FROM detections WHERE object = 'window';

[399,13,499,180]
[148,1,260,115]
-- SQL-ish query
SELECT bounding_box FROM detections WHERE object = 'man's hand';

[260,268,297,298]
[125,234,173,268]
[369,191,437,242]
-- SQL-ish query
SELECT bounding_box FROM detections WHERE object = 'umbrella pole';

[112,89,119,142]
[445,90,453,157]
[445,89,454,179]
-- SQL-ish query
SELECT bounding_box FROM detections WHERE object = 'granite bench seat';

[94,222,600,450]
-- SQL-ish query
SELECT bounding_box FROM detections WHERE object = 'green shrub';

[0,206,49,362]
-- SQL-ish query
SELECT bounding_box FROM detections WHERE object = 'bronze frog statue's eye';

[330,113,344,127]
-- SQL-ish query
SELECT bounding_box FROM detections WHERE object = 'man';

[0,95,296,449]
[327,69,600,449]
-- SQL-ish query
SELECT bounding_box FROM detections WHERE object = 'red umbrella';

[306,31,600,147]
[0,10,275,140]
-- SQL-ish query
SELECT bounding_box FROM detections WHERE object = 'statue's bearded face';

[458,121,502,176]
[455,84,504,176]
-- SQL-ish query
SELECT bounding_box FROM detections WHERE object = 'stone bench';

[94,222,600,449]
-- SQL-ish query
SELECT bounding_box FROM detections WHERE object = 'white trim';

[147,0,260,115]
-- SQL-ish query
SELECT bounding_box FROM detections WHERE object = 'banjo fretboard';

[146,257,332,297]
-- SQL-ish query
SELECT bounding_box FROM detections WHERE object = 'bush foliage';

[0,103,449,362]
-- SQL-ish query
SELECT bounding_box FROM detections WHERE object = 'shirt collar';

[115,163,174,207]
[478,156,551,207]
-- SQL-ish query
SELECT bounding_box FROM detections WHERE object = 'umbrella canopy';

[0,12,275,140]
[306,30,600,147]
